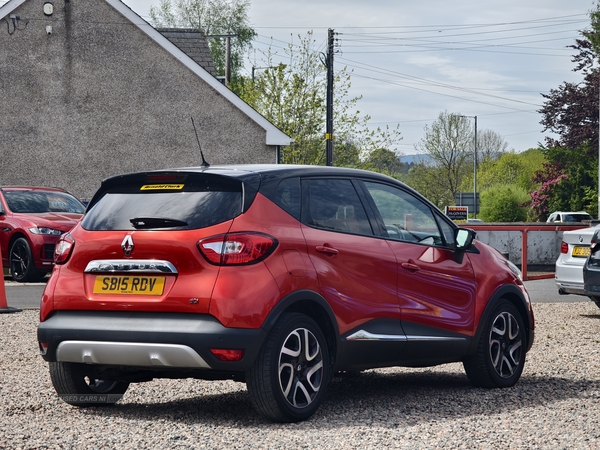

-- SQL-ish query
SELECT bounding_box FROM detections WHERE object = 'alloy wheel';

[278,327,324,409]
[10,240,30,280]
[489,311,522,379]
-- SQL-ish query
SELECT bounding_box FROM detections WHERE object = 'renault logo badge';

[122,235,134,256]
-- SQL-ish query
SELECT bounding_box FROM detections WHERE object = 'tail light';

[54,233,75,264]
[198,232,278,265]
[560,241,568,254]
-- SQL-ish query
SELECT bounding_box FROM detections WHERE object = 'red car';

[37,165,534,422]
[0,187,85,282]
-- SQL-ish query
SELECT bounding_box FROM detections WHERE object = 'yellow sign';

[140,184,184,191]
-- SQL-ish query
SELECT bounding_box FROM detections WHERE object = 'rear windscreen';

[564,214,591,222]
[81,175,243,231]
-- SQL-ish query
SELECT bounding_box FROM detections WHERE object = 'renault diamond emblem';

[122,235,134,256]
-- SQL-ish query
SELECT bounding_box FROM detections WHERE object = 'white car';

[556,224,600,305]
[547,211,593,223]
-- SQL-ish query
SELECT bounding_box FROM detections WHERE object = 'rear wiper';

[129,217,188,229]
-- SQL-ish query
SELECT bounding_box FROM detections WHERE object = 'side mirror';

[454,228,476,264]
[455,228,475,250]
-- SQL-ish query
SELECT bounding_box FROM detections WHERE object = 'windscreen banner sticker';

[140,184,185,191]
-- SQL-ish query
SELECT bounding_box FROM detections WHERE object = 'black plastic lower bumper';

[37,311,267,372]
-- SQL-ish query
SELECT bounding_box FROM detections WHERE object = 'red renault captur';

[38,165,534,422]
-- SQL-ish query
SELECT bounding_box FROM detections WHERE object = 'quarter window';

[275,177,301,220]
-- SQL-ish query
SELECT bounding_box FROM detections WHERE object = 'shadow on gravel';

[78,370,600,428]
[580,314,600,320]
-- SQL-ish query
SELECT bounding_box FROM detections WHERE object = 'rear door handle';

[316,245,339,256]
[401,262,420,272]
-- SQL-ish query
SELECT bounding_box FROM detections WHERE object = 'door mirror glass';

[455,228,475,250]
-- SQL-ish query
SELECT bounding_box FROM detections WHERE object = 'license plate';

[93,276,165,295]
[572,246,591,257]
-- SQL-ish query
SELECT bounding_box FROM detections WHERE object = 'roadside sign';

[446,206,468,222]
[455,192,479,214]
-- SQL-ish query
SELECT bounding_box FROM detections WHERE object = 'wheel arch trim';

[469,284,534,355]
[261,290,341,364]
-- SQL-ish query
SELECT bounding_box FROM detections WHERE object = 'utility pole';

[207,34,237,87]
[325,28,334,166]
[457,114,478,218]
[473,115,478,219]
[225,35,231,86]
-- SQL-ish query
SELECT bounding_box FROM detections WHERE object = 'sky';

[3,0,596,155]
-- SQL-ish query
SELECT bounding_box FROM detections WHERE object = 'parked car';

[555,224,600,306]
[37,165,534,422]
[547,211,593,223]
[0,187,85,282]
[583,228,600,305]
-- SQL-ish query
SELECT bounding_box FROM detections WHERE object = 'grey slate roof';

[157,28,217,77]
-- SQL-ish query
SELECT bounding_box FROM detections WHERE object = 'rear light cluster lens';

[54,233,75,264]
[198,232,278,265]
[560,241,568,254]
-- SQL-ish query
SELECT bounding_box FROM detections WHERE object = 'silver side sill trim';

[56,341,209,368]
[346,330,467,342]
[346,330,406,341]
[84,260,178,274]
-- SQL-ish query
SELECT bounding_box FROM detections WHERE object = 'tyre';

[246,312,330,422]
[463,300,526,388]
[49,362,129,406]
[9,237,46,282]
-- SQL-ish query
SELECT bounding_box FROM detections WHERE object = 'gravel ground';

[1,303,600,449]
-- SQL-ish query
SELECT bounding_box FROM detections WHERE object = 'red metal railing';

[466,223,588,280]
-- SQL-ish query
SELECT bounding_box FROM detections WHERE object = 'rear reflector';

[210,348,244,362]
[198,232,278,265]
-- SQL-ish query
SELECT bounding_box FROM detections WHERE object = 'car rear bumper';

[555,261,586,296]
[37,311,267,372]
[556,280,587,296]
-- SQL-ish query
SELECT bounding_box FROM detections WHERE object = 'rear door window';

[82,175,243,231]
[302,179,373,236]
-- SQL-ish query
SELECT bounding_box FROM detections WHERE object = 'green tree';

[363,148,404,176]
[477,129,509,163]
[479,185,530,222]
[237,32,402,166]
[535,3,600,219]
[531,145,598,220]
[150,0,256,86]
[465,148,545,193]
[414,111,473,202]
[404,164,454,209]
